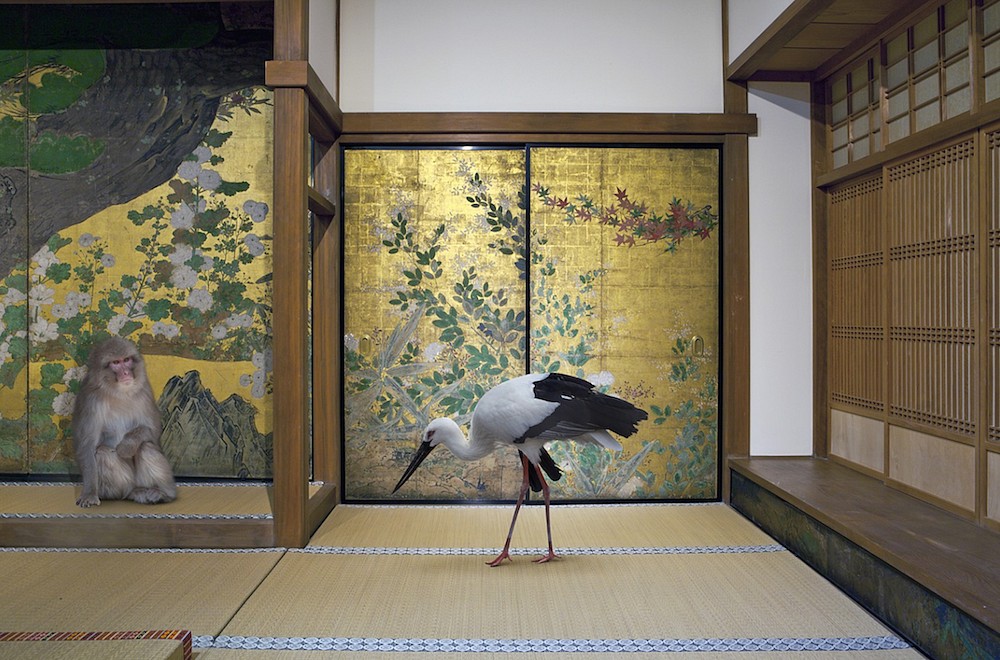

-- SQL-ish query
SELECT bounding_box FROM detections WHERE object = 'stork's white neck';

[430,418,494,462]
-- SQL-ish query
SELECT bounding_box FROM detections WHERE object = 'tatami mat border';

[341,502,719,509]
[201,634,910,653]
[1,630,193,659]
[0,546,284,554]
[293,544,785,556]
[0,481,288,487]
[1,512,272,520]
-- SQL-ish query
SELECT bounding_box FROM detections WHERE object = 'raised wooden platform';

[729,457,1000,658]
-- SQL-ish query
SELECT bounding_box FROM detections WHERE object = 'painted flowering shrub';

[344,148,719,501]
[0,89,273,472]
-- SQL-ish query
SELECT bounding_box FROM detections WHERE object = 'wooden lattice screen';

[886,140,977,439]
[829,176,884,413]
[989,129,1000,445]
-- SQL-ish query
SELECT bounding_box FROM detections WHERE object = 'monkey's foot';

[130,487,170,504]
[76,494,101,508]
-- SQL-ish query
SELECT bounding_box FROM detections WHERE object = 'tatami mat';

[0,549,282,635]
[0,503,922,657]
[307,503,779,551]
[203,504,919,658]
[0,482,275,518]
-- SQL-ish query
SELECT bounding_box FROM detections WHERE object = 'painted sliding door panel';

[342,149,528,500]
[0,4,275,478]
[342,146,721,501]
[528,147,719,499]
[0,6,28,472]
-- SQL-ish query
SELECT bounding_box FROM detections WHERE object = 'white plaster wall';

[309,0,339,99]
[339,0,723,112]
[747,82,813,455]
[727,0,794,65]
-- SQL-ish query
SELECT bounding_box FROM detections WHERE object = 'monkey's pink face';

[109,356,135,385]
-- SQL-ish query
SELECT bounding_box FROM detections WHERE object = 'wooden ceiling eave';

[726,0,933,83]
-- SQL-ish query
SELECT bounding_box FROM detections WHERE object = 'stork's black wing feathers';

[521,372,648,442]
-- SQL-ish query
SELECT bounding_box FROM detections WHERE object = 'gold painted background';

[343,147,719,501]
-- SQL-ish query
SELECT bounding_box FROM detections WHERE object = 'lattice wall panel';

[829,176,884,412]
[989,130,1000,443]
[887,140,977,437]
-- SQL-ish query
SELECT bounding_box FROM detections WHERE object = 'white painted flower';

[64,366,87,384]
[100,254,116,268]
[587,370,615,388]
[344,334,359,352]
[192,145,212,165]
[169,243,194,265]
[4,288,26,305]
[243,233,265,257]
[177,160,201,182]
[226,313,253,328]
[171,202,196,230]
[170,264,199,289]
[52,391,75,416]
[78,233,97,247]
[199,254,214,272]
[155,322,180,339]
[243,200,269,223]
[211,324,228,339]
[197,169,221,191]
[107,314,129,334]
[423,342,445,362]
[29,318,59,343]
[240,374,252,387]
[51,303,73,319]
[187,287,213,312]
[28,284,54,312]
[251,381,266,399]
[32,246,59,276]
[66,291,92,308]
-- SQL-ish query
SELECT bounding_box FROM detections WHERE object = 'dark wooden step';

[729,456,1000,657]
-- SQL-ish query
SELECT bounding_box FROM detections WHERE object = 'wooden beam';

[342,112,758,136]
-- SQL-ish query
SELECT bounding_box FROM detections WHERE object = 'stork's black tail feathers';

[531,372,648,439]
[523,448,563,492]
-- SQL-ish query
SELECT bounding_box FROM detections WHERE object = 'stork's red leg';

[488,453,532,567]
[533,464,560,564]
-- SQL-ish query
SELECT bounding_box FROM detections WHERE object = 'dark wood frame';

[0,0,755,549]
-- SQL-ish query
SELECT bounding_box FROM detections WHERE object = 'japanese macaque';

[72,337,176,507]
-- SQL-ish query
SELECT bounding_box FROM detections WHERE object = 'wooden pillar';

[272,86,311,547]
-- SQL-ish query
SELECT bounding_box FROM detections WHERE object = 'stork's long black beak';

[392,440,435,493]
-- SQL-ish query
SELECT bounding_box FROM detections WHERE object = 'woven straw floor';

[0,494,922,659]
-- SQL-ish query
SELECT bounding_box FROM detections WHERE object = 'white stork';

[392,372,648,566]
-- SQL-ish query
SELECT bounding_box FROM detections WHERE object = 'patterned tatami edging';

[293,544,785,556]
[197,634,910,653]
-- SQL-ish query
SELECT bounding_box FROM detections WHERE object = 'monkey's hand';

[116,428,153,460]
[116,437,141,460]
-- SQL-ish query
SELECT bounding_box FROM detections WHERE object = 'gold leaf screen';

[343,147,720,502]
